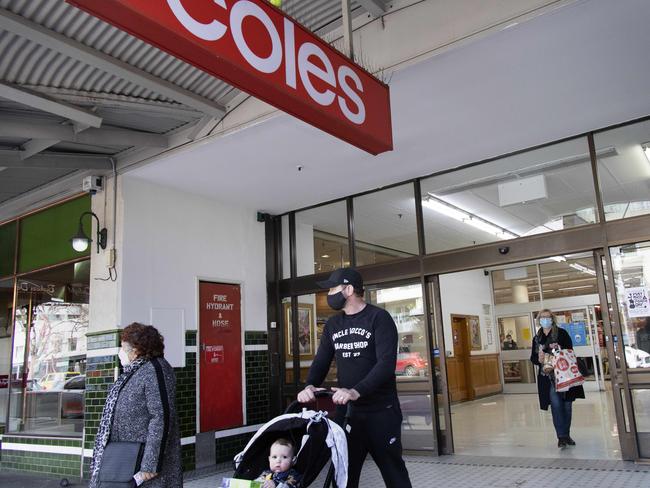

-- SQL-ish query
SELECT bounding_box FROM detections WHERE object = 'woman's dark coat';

[530,326,585,410]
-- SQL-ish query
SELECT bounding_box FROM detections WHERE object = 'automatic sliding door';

[605,242,650,459]
[366,281,437,452]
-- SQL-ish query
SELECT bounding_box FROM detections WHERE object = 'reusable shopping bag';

[553,348,585,392]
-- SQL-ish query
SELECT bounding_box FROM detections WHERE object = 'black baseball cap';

[316,267,363,290]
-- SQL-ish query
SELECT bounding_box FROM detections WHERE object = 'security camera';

[498,246,510,255]
[82,175,103,194]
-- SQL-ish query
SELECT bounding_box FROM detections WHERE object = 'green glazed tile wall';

[0,329,270,476]
[2,450,82,477]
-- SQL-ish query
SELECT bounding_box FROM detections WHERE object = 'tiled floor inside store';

[451,391,620,459]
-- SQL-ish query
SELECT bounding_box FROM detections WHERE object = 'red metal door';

[199,281,243,432]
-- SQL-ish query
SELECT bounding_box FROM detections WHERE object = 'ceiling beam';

[21,139,61,160]
[0,150,112,170]
[0,118,169,148]
[0,9,226,118]
[357,0,387,17]
[0,82,103,128]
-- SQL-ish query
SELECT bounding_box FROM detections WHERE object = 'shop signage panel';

[67,0,393,155]
[198,281,243,432]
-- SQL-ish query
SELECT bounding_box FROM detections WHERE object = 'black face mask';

[327,291,347,310]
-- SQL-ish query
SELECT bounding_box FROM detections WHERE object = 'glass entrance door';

[366,281,437,452]
[604,241,650,459]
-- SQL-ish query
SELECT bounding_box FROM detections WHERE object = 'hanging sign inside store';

[67,0,393,155]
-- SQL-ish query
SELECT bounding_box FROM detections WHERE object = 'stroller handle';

[289,389,354,420]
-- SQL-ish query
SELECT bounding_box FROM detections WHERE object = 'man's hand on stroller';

[297,385,326,403]
[331,387,360,405]
[262,480,276,488]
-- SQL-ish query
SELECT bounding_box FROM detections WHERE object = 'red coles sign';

[67,0,393,155]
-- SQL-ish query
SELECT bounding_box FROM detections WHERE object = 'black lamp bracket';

[78,211,108,253]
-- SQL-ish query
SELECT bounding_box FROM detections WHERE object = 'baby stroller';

[232,391,352,488]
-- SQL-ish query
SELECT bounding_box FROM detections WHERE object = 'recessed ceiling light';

[321,254,330,258]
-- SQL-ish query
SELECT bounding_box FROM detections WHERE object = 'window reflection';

[0,279,14,429]
[295,201,349,277]
[9,261,89,436]
[354,184,418,267]
[367,284,429,382]
[491,265,539,305]
[594,120,650,221]
[610,242,650,370]
[421,137,598,254]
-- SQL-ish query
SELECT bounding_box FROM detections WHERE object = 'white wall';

[89,174,122,334]
[118,177,267,347]
[439,269,496,356]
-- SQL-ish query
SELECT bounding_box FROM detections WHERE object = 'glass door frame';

[596,245,650,459]
[364,276,439,454]
[425,248,633,458]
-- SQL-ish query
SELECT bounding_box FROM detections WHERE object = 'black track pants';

[338,403,412,488]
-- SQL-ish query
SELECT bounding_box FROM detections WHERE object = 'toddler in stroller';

[256,438,302,487]
[224,392,350,488]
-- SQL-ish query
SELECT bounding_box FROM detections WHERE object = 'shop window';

[609,242,650,370]
[491,265,540,305]
[17,196,90,274]
[539,256,598,299]
[295,201,349,277]
[284,294,336,385]
[8,261,89,437]
[0,278,14,429]
[421,137,598,254]
[367,283,429,382]
[353,184,419,267]
[281,215,290,279]
[594,120,650,221]
[0,221,17,278]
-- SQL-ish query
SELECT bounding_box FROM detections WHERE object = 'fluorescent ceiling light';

[321,254,330,258]
[569,262,596,276]
[558,285,595,291]
[423,194,519,240]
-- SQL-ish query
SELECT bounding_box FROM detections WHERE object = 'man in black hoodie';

[297,267,412,488]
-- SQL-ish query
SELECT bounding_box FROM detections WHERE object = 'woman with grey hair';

[530,309,585,449]
[90,323,182,487]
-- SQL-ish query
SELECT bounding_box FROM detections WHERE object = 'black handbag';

[98,441,144,487]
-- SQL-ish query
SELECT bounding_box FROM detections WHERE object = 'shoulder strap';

[151,357,171,473]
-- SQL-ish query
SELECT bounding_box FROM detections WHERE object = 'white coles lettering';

[298,42,336,106]
[231,1,282,74]
[167,0,367,125]
[337,66,366,125]
[167,0,228,41]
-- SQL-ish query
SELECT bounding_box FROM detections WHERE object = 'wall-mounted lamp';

[70,211,107,253]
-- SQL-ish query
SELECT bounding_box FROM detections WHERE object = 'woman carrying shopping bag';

[530,309,585,449]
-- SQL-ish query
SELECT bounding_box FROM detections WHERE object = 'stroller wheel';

[60,479,70,487]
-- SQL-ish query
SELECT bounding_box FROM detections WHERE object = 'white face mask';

[118,347,131,367]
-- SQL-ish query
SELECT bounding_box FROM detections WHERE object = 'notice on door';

[625,287,650,318]
[199,281,243,432]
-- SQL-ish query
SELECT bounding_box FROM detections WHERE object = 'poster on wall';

[625,287,650,318]
[469,316,482,351]
[199,281,243,433]
[284,302,314,358]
